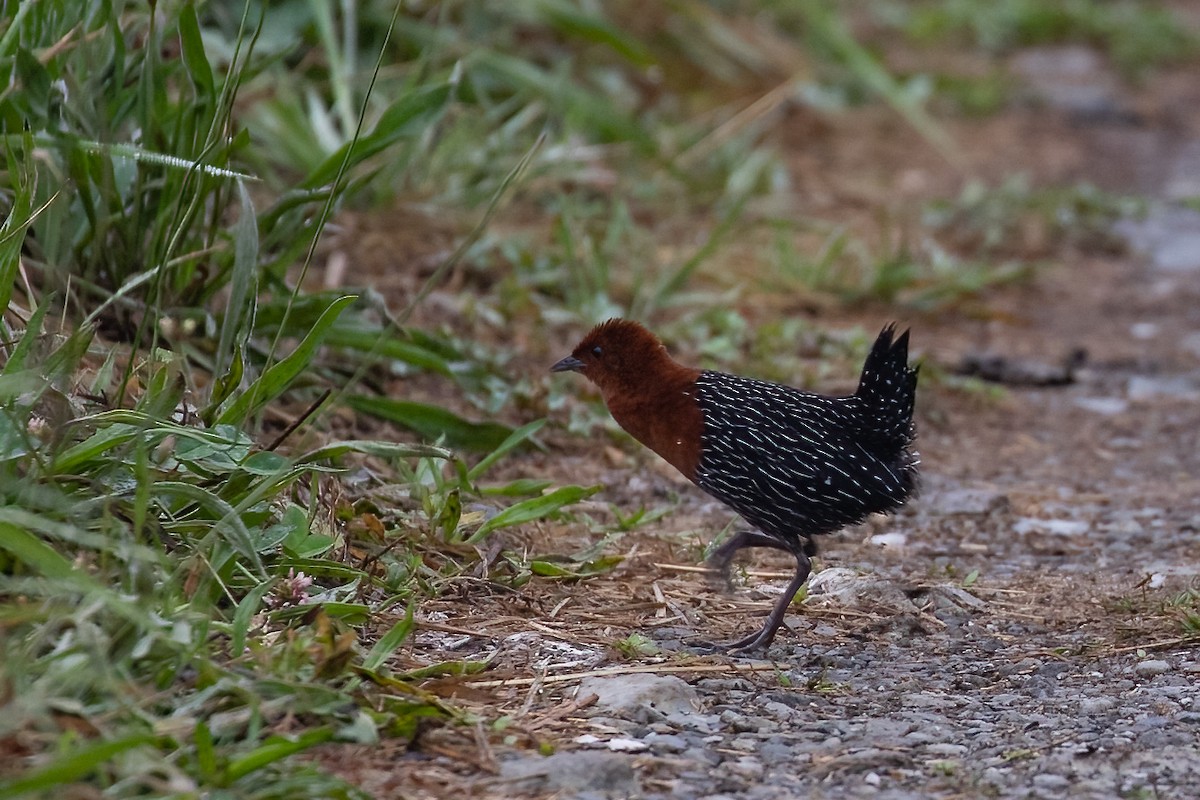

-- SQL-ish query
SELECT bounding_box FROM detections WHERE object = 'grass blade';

[465,485,600,544]
[363,602,415,671]
[346,396,514,452]
[467,419,546,481]
[0,520,76,578]
[215,294,357,427]
[301,83,455,189]
[223,727,335,782]
[0,734,156,798]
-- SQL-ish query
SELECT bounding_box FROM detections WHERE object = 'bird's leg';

[707,529,790,587]
[720,548,812,653]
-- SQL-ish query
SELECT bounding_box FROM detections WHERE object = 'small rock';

[719,710,758,733]
[499,751,639,797]
[1181,331,1200,359]
[1033,774,1071,792]
[1135,660,1171,678]
[604,737,650,752]
[868,531,907,548]
[1013,517,1090,537]
[1080,697,1117,715]
[925,743,967,758]
[580,674,698,723]
[729,756,764,779]
[1114,203,1200,272]
[1127,375,1200,402]
[729,735,760,752]
[761,701,796,720]
[928,584,987,612]
[643,733,688,753]
[935,488,1009,515]
[681,746,722,766]
[1010,46,1118,116]
[1074,396,1129,415]
[902,692,954,709]
[664,711,718,732]
[807,568,917,613]
[1130,322,1160,339]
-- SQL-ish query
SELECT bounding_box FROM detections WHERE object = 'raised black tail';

[854,324,918,453]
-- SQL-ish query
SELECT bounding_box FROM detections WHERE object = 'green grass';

[0,2,600,794]
[900,0,1198,77]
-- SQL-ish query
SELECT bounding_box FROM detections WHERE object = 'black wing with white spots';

[693,327,918,547]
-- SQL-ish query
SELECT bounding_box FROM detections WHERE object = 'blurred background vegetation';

[0,0,1194,795]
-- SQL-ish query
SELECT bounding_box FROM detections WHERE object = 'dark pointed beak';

[551,355,586,373]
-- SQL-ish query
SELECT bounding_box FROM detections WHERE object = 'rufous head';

[551,319,680,396]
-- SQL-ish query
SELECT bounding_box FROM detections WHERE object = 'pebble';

[1033,774,1071,792]
[761,701,796,720]
[1080,697,1117,714]
[643,733,689,753]
[499,751,638,797]
[580,673,698,724]
[719,710,758,732]
[1135,660,1172,678]
[925,743,968,758]
[729,757,764,779]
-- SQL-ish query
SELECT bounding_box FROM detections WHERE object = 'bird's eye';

[592,345,603,358]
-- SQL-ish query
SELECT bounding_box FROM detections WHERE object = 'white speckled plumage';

[553,320,918,651]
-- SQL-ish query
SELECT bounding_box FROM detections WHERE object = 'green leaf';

[536,0,654,66]
[52,423,140,474]
[388,660,488,680]
[154,481,265,574]
[0,371,47,402]
[231,579,276,656]
[216,295,357,427]
[529,554,623,579]
[529,560,575,578]
[281,506,335,559]
[299,439,452,464]
[465,485,600,544]
[193,721,217,782]
[206,343,245,420]
[239,451,290,475]
[379,701,449,740]
[0,520,76,578]
[301,83,455,189]
[213,179,259,384]
[347,395,514,452]
[2,301,50,375]
[0,734,156,798]
[324,324,456,376]
[224,728,334,782]
[269,601,370,624]
[177,2,215,99]
[467,419,546,481]
[435,488,462,540]
[0,134,35,314]
[363,603,414,671]
[481,478,555,497]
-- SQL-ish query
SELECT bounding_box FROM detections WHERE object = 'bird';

[551,319,918,652]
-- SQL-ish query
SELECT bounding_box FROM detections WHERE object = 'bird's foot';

[686,629,775,656]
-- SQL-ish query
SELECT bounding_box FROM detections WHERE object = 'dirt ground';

[315,48,1200,799]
